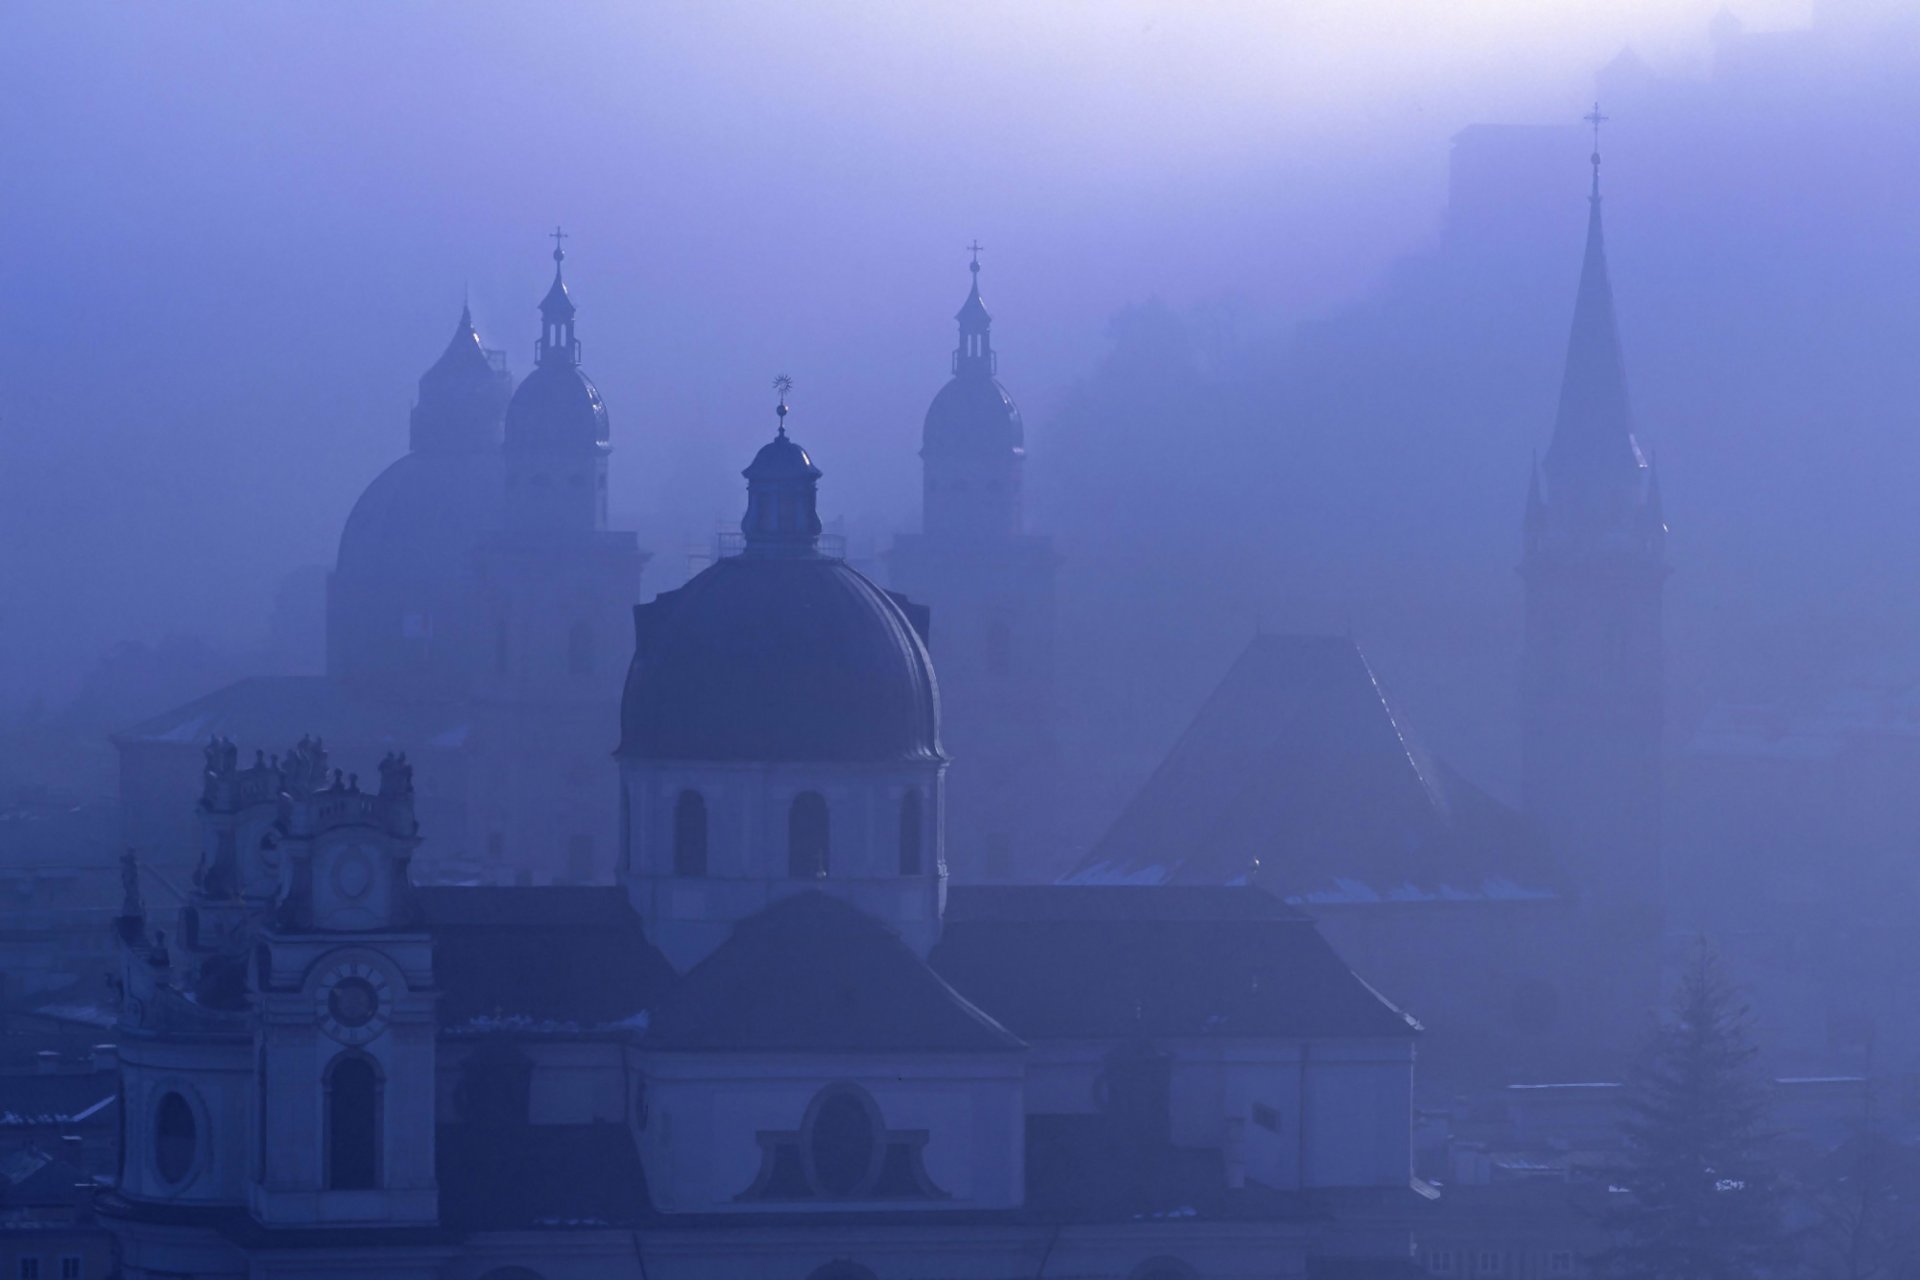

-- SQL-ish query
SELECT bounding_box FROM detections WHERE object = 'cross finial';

[966,239,984,273]
[1583,102,1609,198]
[550,224,570,263]
[772,374,794,436]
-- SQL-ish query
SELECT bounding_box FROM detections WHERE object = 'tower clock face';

[315,961,393,1045]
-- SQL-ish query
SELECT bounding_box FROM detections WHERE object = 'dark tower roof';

[505,229,609,451]
[923,247,1024,459]
[409,303,512,454]
[1532,107,1660,556]
[619,397,942,764]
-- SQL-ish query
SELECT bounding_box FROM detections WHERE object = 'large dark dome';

[504,363,609,451]
[619,554,942,764]
[922,373,1024,457]
[337,450,504,579]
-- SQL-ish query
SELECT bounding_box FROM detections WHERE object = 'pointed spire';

[423,298,493,384]
[1541,104,1645,516]
[537,226,579,367]
[953,240,995,376]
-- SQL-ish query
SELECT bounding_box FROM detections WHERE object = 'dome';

[922,373,1024,458]
[336,450,504,580]
[744,430,819,482]
[619,554,942,764]
[504,362,609,451]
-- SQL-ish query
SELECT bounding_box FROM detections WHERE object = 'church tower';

[888,248,1061,882]
[1520,110,1667,1004]
[472,232,648,884]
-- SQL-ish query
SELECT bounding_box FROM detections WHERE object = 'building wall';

[621,758,946,969]
[639,1051,1026,1214]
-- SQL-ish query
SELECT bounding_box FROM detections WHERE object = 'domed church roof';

[922,249,1024,457]
[504,234,610,452]
[924,372,1024,457]
[619,401,942,764]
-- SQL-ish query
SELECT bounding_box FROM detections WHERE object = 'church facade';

[114,240,649,887]
[101,416,1422,1280]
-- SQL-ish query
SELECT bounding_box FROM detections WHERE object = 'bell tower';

[250,746,440,1226]
[472,232,649,885]
[888,246,1061,882]
[1520,108,1667,1052]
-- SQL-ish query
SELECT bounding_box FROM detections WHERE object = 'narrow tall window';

[326,1055,380,1190]
[898,790,923,875]
[788,792,829,878]
[154,1091,195,1185]
[674,790,708,877]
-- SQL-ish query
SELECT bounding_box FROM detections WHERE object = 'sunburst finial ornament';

[772,374,794,435]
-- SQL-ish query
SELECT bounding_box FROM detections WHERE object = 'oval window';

[155,1091,196,1184]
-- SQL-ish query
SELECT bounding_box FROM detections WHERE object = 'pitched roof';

[932,884,1418,1041]
[420,886,674,1034]
[646,891,1022,1054]
[1070,634,1562,905]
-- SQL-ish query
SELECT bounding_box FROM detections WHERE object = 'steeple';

[537,225,579,368]
[953,241,995,376]
[741,376,824,556]
[410,300,511,453]
[1540,104,1646,526]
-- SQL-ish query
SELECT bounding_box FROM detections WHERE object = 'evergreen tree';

[1603,942,1791,1280]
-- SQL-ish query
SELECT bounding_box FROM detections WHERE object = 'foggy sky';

[16,0,1920,823]
[0,1,1808,689]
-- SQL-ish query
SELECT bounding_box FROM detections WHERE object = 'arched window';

[673,790,708,877]
[805,1087,880,1198]
[326,1054,380,1190]
[567,620,594,676]
[788,792,829,879]
[154,1091,196,1185]
[898,789,923,875]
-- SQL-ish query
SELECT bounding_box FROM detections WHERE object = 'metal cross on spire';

[966,239,984,272]
[550,224,570,262]
[1584,102,1609,198]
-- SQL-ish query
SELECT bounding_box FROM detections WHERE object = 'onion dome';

[619,395,942,764]
[410,303,511,454]
[923,248,1024,459]
[504,230,610,452]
